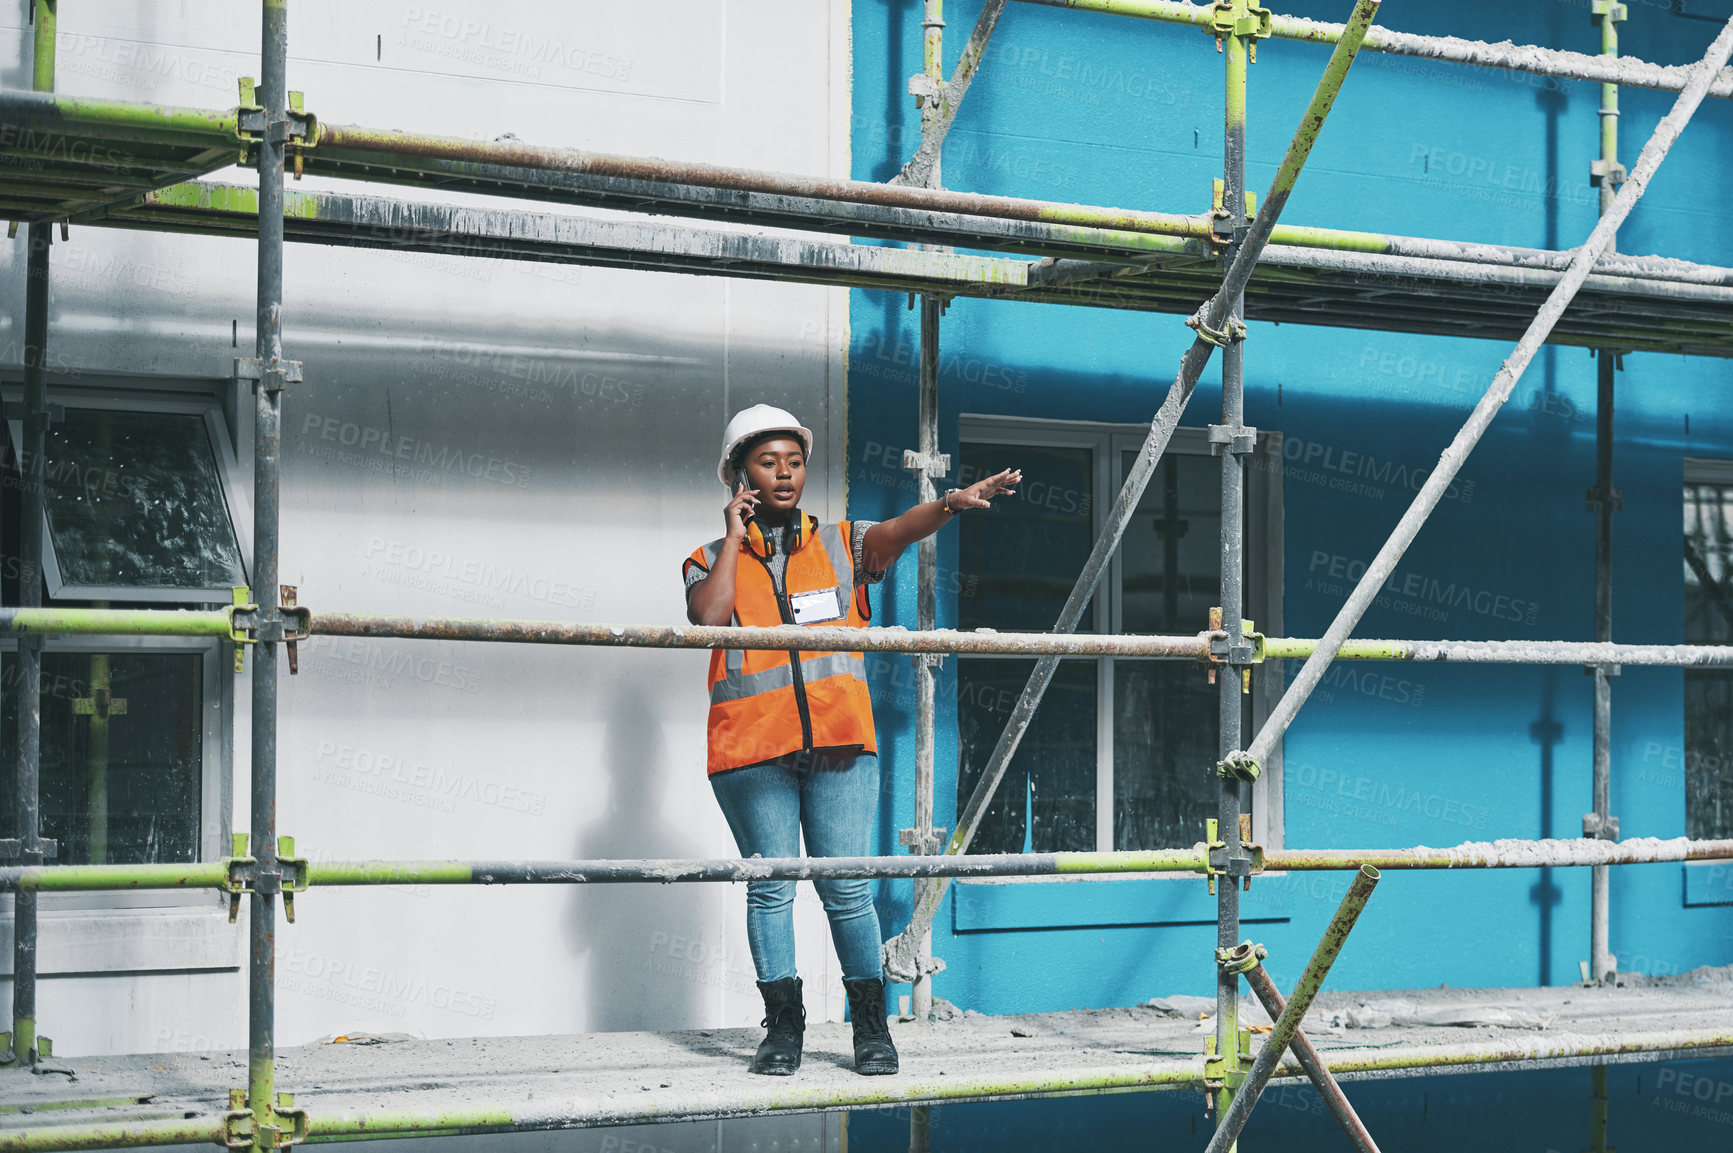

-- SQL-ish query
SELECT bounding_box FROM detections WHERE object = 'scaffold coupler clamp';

[1186,302,1247,348]
[1584,480,1623,513]
[234,355,303,396]
[1205,606,1263,691]
[1591,1,1627,27]
[904,448,952,478]
[227,1088,309,1150]
[1582,812,1620,842]
[906,71,949,111]
[1216,939,1267,975]
[899,826,949,853]
[280,585,312,675]
[229,586,260,674]
[237,78,320,179]
[1202,818,1263,895]
[224,834,310,924]
[1202,1024,1256,1103]
[1208,179,1258,246]
[1206,0,1273,57]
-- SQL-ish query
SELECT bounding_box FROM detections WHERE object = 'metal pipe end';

[1358,865,1381,882]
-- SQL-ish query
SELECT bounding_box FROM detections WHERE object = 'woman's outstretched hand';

[952,467,1021,510]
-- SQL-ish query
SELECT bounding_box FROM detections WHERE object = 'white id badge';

[790,587,845,624]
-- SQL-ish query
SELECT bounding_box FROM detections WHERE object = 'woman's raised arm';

[861,467,1021,573]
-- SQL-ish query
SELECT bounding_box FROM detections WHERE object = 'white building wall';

[0,0,857,1058]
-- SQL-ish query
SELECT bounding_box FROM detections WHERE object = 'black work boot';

[750,977,805,1075]
[842,976,900,1075]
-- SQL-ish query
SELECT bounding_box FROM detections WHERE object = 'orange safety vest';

[685,514,876,775]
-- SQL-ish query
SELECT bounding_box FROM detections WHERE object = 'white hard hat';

[717,404,814,487]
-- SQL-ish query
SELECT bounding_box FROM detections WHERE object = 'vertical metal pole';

[910,14,944,1153]
[1214,12,1250,1138]
[249,0,288,1146]
[1588,350,1615,984]
[912,290,939,1025]
[11,0,57,1070]
[910,0,945,1033]
[1587,0,1623,992]
[1586,2,1624,1137]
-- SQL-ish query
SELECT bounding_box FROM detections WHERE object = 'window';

[0,388,243,941]
[1684,459,1733,840]
[956,417,1283,855]
[9,404,249,603]
[0,640,228,877]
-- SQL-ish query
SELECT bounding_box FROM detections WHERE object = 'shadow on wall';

[564,680,716,1033]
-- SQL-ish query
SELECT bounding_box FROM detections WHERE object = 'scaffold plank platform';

[78,181,1733,360]
[4,976,1731,1142]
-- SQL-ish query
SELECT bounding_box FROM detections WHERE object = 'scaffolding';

[2,1,1733,1151]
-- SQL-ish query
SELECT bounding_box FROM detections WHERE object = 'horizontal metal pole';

[1265,225,1733,289]
[0,1119,227,1153]
[311,121,1215,239]
[13,607,1733,668]
[1016,0,1733,100]
[0,862,228,892]
[1265,837,1733,870]
[0,607,235,638]
[6,838,1728,893]
[309,613,1215,656]
[1255,243,1733,306]
[304,617,1733,667]
[301,1064,1206,1140]
[139,177,1733,297]
[0,88,241,145]
[1307,1029,1733,1080]
[1262,638,1733,667]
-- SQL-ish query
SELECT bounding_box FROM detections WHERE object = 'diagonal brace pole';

[883,0,1382,980]
[1241,13,1733,775]
[1242,955,1380,1153]
[894,0,1009,189]
[1205,866,1381,1153]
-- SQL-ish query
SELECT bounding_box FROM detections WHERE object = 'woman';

[683,404,1019,1077]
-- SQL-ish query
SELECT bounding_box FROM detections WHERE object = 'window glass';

[1684,481,1733,839]
[1119,453,1222,634]
[957,443,1095,633]
[37,410,245,595]
[0,651,204,865]
[954,425,1271,854]
[956,658,1096,853]
[1116,452,1223,849]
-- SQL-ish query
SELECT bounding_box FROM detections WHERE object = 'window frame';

[5,391,253,604]
[956,414,1284,856]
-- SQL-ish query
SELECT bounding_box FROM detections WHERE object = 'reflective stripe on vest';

[710,650,867,705]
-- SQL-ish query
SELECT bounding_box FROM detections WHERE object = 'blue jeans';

[710,752,885,983]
